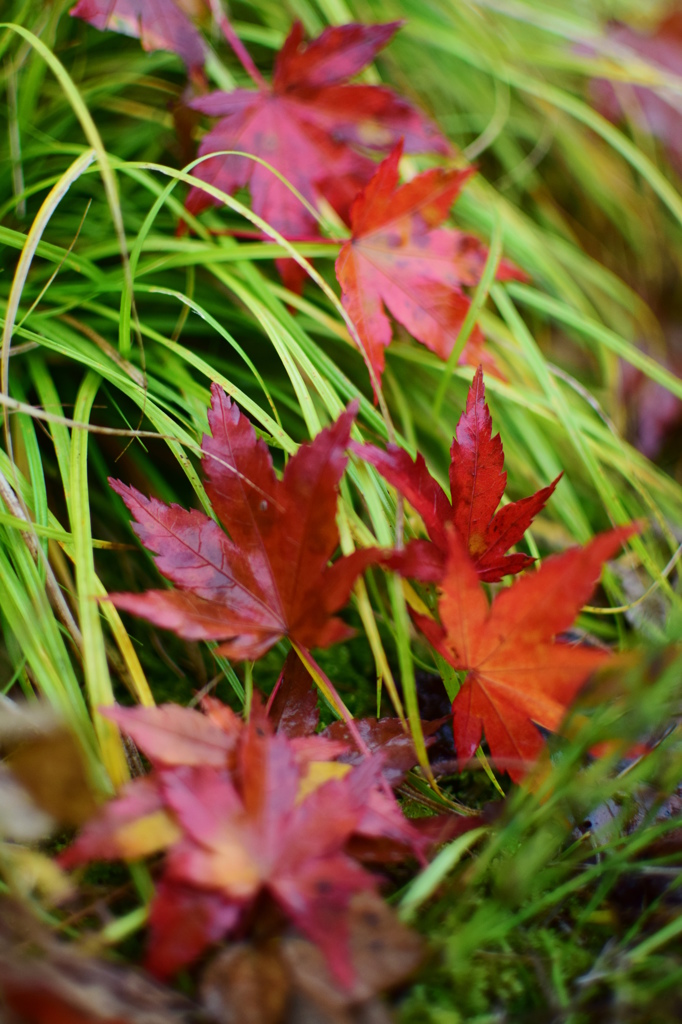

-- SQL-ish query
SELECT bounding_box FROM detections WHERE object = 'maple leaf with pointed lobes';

[353,367,560,583]
[60,698,428,985]
[185,21,449,246]
[335,145,525,394]
[415,525,637,783]
[108,385,380,660]
[70,0,208,74]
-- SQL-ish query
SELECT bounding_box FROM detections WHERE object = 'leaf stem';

[292,643,372,760]
[213,4,267,89]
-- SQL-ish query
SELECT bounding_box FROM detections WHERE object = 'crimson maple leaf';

[70,0,208,74]
[185,21,449,244]
[416,525,636,782]
[353,367,559,583]
[335,145,525,393]
[60,698,427,985]
[108,385,379,660]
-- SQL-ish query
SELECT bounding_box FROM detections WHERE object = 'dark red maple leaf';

[60,698,427,985]
[185,22,449,246]
[335,145,525,393]
[416,525,636,782]
[353,367,559,583]
[108,385,380,660]
[70,0,208,74]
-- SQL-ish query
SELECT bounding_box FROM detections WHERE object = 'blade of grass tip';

[398,827,487,923]
[475,747,506,797]
[70,371,129,787]
[98,906,149,946]
[433,207,503,416]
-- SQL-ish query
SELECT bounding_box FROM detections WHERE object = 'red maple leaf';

[335,145,525,393]
[70,0,208,74]
[353,367,559,583]
[416,525,636,782]
[185,22,449,244]
[108,385,380,660]
[60,698,427,985]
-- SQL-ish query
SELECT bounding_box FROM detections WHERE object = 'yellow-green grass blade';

[69,371,128,787]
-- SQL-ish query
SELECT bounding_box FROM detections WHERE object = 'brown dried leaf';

[0,701,98,828]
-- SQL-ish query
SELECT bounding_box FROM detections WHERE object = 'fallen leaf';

[322,717,444,786]
[61,697,426,987]
[102,703,238,768]
[70,0,208,74]
[59,776,181,864]
[108,385,380,660]
[0,898,196,1024]
[0,700,98,828]
[416,525,636,781]
[269,649,320,738]
[0,765,55,843]
[353,367,559,582]
[336,146,524,393]
[200,942,289,1024]
[282,890,423,1008]
[200,893,422,1024]
[185,22,449,246]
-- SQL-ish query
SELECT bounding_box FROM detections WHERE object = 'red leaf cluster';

[60,695,431,985]
[354,366,559,582]
[70,7,525,382]
[108,385,380,659]
[186,22,449,245]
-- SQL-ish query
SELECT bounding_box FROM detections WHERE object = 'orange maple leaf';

[416,525,636,782]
